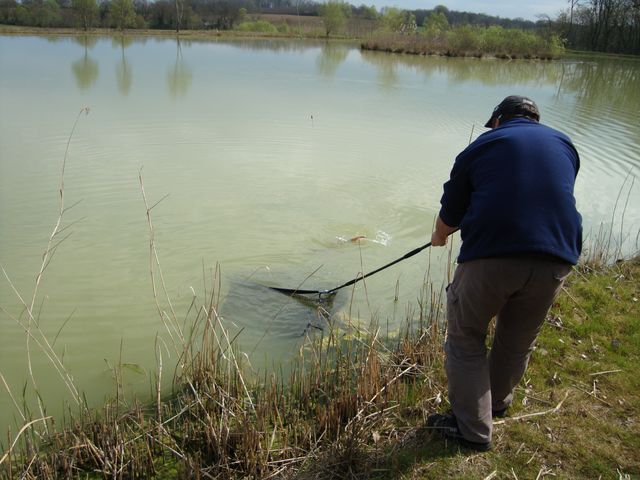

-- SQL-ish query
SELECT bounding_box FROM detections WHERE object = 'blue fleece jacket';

[439,118,582,264]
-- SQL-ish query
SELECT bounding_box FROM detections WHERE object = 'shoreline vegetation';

[0,22,565,60]
[1,112,638,479]
[359,29,562,60]
[2,219,639,478]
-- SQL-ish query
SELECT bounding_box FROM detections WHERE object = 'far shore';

[1,24,588,60]
[0,24,559,61]
[0,24,334,40]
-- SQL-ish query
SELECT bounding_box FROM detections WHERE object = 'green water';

[1,35,639,434]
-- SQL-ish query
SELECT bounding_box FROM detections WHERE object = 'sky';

[366,1,570,21]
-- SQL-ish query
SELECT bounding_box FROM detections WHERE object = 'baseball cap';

[484,95,540,128]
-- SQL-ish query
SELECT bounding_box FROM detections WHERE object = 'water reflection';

[167,38,192,98]
[358,50,399,88]
[192,37,333,53]
[359,50,566,88]
[316,42,349,77]
[113,36,134,95]
[71,35,99,90]
[60,35,640,119]
[44,35,65,43]
[558,58,640,117]
[358,50,640,120]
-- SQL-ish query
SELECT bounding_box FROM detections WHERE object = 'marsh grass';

[0,269,451,478]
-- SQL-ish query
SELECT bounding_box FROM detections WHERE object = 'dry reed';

[2,254,450,478]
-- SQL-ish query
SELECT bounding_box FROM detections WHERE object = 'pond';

[1,35,639,433]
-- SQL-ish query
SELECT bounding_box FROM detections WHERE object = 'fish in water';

[336,231,390,246]
[336,235,366,244]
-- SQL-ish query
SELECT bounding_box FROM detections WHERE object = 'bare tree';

[175,0,183,32]
[556,0,639,54]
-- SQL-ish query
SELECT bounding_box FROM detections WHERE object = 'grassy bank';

[2,253,639,479]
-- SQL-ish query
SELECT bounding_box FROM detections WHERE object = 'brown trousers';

[445,257,572,444]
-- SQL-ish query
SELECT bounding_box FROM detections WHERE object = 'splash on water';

[372,230,391,246]
[336,230,391,246]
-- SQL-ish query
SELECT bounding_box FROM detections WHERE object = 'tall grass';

[1,265,450,478]
[579,173,638,271]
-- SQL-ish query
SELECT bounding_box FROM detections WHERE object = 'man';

[427,96,582,452]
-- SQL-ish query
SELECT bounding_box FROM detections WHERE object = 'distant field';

[256,13,378,37]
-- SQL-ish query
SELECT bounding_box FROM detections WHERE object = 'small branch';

[148,193,171,212]
[493,390,569,425]
[53,215,87,238]
[52,307,76,347]
[589,369,622,377]
[535,466,554,480]
[572,385,613,407]
[560,286,590,320]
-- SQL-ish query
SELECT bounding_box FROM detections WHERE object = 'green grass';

[393,257,640,479]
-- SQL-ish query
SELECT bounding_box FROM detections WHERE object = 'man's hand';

[431,215,457,247]
[431,230,449,246]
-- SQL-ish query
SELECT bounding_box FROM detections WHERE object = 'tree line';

[554,0,640,54]
[0,0,545,32]
[0,0,638,54]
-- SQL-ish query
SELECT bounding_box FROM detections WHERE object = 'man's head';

[484,95,540,128]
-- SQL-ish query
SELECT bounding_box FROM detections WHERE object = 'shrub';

[134,13,146,29]
[363,23,564,59]
[447,25,482,55]
[482,25,506,55]
[236,20,278,34]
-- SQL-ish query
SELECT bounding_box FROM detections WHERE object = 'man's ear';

[491,118,500,128]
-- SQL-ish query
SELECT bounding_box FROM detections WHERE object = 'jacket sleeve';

[438,150,472,228]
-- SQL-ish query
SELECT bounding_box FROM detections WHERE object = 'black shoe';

[492,407,508,418]
[426,413,492,452]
